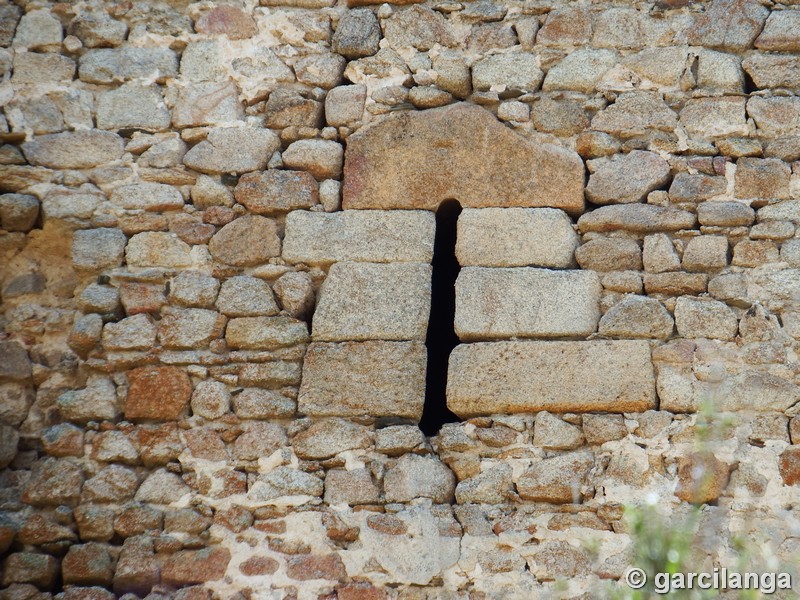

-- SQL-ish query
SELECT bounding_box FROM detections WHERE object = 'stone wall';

[1,0,800,598]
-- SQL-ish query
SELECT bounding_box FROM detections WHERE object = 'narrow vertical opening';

[420,199,463,436]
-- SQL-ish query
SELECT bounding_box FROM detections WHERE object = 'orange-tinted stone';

[125,366,192,421]
[779,446,800,485]
[161,547,231,586]
[194,6,257,40]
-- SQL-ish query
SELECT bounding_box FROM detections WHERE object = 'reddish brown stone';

[62,543,113,586]
[136,423,185,467]
[113,504,163,538]
[213,505,254,533]
[114,535,159,596]
[21,458,84,507]
[170,215,216,245]
[675,453,730,504]
[366,514,407,535]
[322,512,359,542]
[1,552,59,588]
[41,423,84,457]
[203,206,236,226]
[286,554,346,582]
[184,427,228,461]
[18,514,77,545]
[239,556,280,576]
[161,547,231,586]
[779,447,800,486]
[196,468,247,498]
[0,521,16,554]
[125,366,192,421]
[195,6,258,39]
[119,283,166,315]
[337,583,389,600]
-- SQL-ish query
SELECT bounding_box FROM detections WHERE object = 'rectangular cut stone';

[312,262,431,341]
[456,208,579,268]
[225,316,309,350]
[298,341,426,419]
[455,267,600,340]
[447,340,656,417]
[282,210,434,265]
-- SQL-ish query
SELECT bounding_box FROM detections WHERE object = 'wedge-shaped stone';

[447,340,656,417]
[454,268,600,340]
[283,210,434,265]
[298,341,426,419]
[455,208,578,268]
[313,262,431,341]
[343,103,585,214]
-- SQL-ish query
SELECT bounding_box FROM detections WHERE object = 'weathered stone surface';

[0,383,34,427]
[682,235,729,272]
[454,268,601,340]
[96,83,170,132]
[455,208,578,268]
[195,5,257,39]
[57,376,119,423]
[747,96,800,136]
[172,81,245,129]
[125,366,192,421]
[697,49,745,93]
[743,55,800,90]
[734,157,791,200]
[158,307,223,349]
[299,341,426,419]
[2,553,59,588]
[517,451,593,503]
[472,53,543,92]
[343,103,585,214]
[283,210,434,265]
[191,381,231,420]
[583,414,627,445]
[216,276,278,317]
[332,8,381,58]
[578,204,697,233]
[22,458,84,506]
[575,238,642,272]
[533,412,584,450]
[162,548,231,586]
[599,296,674,340]
[69,10,127,48]
[455,464,514,504]
[12,52,76,83]
[293,418,371,460]
[383,6,456,50]
[697,201,755,226]
[234,171,318,214]
[183,127,279,174]
[0,341,32,383]
[313,262,431,341]
[0,425,19,469]
[675,453,730,504]
[755,10,800,52]
[384,455,455,503]
[249,466,321,501]
[170,272,219,308]
[687,0,769,52]
[681,97,748,139]
[586,151,671,205]
[674,296,738,340]
[447,340,656,416]
[208,215,281,266]
[72,228,127,271]
[542,49,617,93]
[591,92,678,138]
[22,131,124,169]
[0,194,40,232]
[325,85,367,126]
[126,232,193,269]
[283,139,343,181]
[325,468,381,505]
[13,9,62,50]
[79,47,178,83]
[111,182,184,212]
[225,316,309,350]
[274,272,315,319]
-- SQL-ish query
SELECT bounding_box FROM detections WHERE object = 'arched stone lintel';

[342,102,586,216]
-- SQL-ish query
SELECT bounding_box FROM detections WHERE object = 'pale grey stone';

[472,53,543,92]
[743,55,800,90]
[172,81,245,129]
[332,8,380,59]
[447,340,657,416]
[533,412,584,450]
[232,388,295,419]
[587,151,671,205]
[294,52,346,89]
[375,426,426,456]
[583,414,627,445]
[0,383,33,427]
[191,381,231,419]
[282,139,343,180]
[180,41,224,81]
[431,52,471,99]
[682,235,729,272]
[782,239,800,268]
[755,10,800,52]
[249,467,322,501]
[96,83,171,132]
[82,465,138,503]
[325,468,380,505]
[674,296,738,340]
[169,272,220,308]
[102,314,157,351]
[312,262,431,342]
[283,210,435,265]
[293,418,371,459]
[232,422,288,461]
[216,276,279,317]
[23,131,124,169]
[56,376,119,423]
[183,127,280,174]
[225,316,309,350]
[68,10,128,48]
[696,49,744,93]
[135,469,191,504]
[454,268,601,340]
[384,455,455,503]
[298,341,426,420]
[191,175,234,209]
[72,228,127,271]
[578,204,696,233]
[591,92,678,138]
[11,52,75,84]
[157,307,222,349]
[517,451,593,503]
[13,9,62,51]
[758,200,800,223]
[233,170,318,214]
[43,187,103,220]
[687,0,768,52]
[382,6,456,51]
[454,464,513,504]
[455,208,578,268]
[79,47,178,84]
[0,194,40,231]
[622,47,688,87]
[79,284,120,314]
[680,96,747,139]
[126,232,192,269]
[747,96,800,136]
[643,234,681,273]
[273,272,315,319]
[208,215,281,266]
[599,295,674,340]
[324,85,367,126]
[697,201,755,226]
[110,183,184,212]
[0,425,19,469]
[542,49,617,93]
[575,237,642,272]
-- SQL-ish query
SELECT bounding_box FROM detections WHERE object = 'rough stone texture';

[455,208,578,268]
[517,451,594,503]
[384,455,455,503]
[472,53,543,92]
[234,171,319,214]
[578,205,697,233]
[313,262,431,341]
[22,131,124,169]
[674,296,738,340]
[208,215,281,266]
[124,366,192,421]
[332,9,381,58]
[343,103,585,214]
[299,341,426,419]
[599,296,674,340]
[283,210,434,265]
[225,317,309,350]
[183,127,280,174]
[72,228,127,272]
[454,268,601,340]
[447,340,656,417]
[586,151,671,204]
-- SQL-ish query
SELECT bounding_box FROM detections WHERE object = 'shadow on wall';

[420,199,463,436]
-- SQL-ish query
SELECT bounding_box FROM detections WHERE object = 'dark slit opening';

[420,199,463,436]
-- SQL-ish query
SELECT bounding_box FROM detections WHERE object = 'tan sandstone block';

[312,262,431,341]
[342,103,585,214]
[446,340,656,417]
[454,267,600,340]
[282,210,434,265]
[298,341,426,420]
[455,208,578,268]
